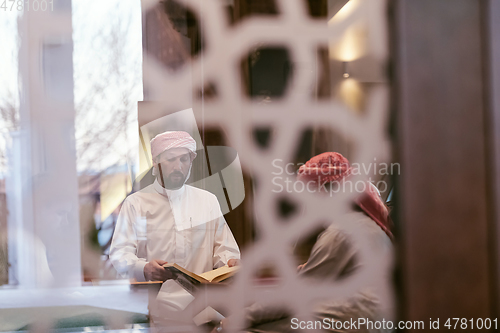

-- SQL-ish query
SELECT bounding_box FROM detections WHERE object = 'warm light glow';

[137,130,153,182]
[100,172,132,220]
[338,78,364,113]
[329,24,366,62]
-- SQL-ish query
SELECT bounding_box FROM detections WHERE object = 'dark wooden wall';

[488,0,500,321]
[393,0,496,325]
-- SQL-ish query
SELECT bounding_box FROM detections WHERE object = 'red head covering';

[297,152,351,184]
[298,152,393,239]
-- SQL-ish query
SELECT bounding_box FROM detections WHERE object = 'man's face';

[155,148,192,189]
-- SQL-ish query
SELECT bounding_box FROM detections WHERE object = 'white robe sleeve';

[109,199,147,282]
[211,197,240,268]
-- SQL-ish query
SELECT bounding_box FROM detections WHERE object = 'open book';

[163,263,239,294]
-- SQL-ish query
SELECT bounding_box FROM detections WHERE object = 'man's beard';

[163,171,188,189]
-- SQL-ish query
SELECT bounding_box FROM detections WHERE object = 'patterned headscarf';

[297,152,351,184]
[298,152,393,239]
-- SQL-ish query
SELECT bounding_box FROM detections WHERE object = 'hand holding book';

[144,259,171,281]
[227,258,240,267]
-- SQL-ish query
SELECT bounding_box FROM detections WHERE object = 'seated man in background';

[110,131,240,322]
[216,152,392,333]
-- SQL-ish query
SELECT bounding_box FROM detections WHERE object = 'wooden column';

[393,0,494,324]
[486,0,500,320]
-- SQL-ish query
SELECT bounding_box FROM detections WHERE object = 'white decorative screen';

[140,0,394,331]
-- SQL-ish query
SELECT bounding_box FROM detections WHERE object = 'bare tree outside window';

[0,0,143,285]
[73,0,142,173]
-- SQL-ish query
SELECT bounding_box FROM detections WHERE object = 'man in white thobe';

[109,131,240,322]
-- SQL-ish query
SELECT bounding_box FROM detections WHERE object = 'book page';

[199,265,239,282]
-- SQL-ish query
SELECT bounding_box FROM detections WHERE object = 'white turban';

[150,131,197,176]
[150,131,197,161]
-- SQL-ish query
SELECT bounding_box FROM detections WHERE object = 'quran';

[163,263,239,294]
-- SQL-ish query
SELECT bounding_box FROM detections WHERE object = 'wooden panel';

[486,0,500,319]
[394,0,492,323]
